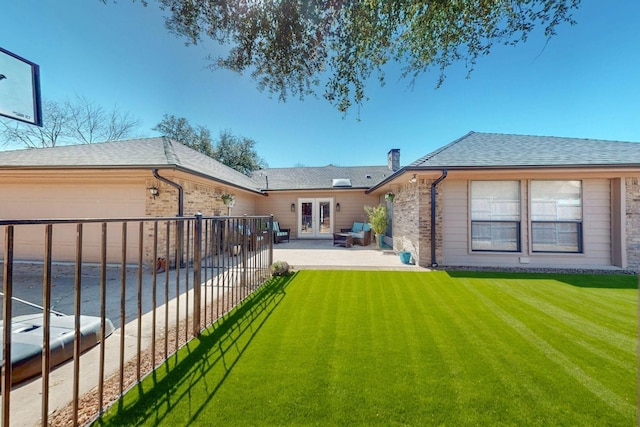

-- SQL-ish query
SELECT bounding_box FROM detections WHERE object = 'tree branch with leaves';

[153,115,267,175]
[137,0,580,114]
[213,130,268,176]
[152,114,215,157]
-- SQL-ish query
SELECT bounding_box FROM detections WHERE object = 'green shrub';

[364,204,388,235]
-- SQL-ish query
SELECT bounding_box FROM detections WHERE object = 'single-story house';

[0,137,266,263]
[0,132,638,271]
[0,137,395,263]
[250,151,399,239]
[367,132,640,271]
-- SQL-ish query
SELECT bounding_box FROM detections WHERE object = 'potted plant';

[364,204,389,249]
[384,192,395,203]
[398,250,412,264]
[397,239,412,264]
[221,194,235,207]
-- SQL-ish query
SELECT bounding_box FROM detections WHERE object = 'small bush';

[271,261,291,276]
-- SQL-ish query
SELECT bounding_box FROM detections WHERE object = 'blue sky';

[1,1,639,167]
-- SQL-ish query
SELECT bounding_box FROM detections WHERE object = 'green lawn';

[96,271,638,426]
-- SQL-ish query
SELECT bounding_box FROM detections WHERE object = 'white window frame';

[530,180,583,253]
[470,181,521,252]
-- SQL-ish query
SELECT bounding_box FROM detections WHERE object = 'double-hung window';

[470,181,521,252]
[531,180,583,253]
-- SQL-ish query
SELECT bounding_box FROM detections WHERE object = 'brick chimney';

[387,148,400,171]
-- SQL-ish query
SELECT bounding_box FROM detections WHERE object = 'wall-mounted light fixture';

[336,203,341,212]
[291,203,296,212]
[409,174,417,184]
[148,186,159,197]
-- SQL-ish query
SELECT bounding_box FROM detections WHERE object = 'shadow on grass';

[445,270,638,289]
[94,272,296,426]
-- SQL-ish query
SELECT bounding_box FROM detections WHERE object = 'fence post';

[41,224,53,426]
[193,213,202,336]
[269,214,274,268]
[242,215,248,288]
[2,226,14,427]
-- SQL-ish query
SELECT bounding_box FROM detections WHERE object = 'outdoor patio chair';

[273,221,290,243]
[235,224,266,251]
[340,222,372,246]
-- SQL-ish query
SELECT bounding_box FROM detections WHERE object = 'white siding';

[440,178,613,268]
[256,190,377,239]
[0,182,145,262]
[441,180,468,265]
[227,194,258,216]
[581,179,612,264]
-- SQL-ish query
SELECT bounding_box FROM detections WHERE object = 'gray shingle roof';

[409,132,640,168]
[252,165,394,190]
[0,137,263,193]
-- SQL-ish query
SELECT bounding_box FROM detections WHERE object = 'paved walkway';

[273,239,426,271]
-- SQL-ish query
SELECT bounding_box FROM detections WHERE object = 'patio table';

[333,232,353,248]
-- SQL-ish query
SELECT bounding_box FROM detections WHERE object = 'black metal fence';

[0,214,274,426]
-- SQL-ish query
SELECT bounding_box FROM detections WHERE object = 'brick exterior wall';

[391,177,444,268]
[391,182,419,261]
[626,177,640,270]
[144,178,229,268]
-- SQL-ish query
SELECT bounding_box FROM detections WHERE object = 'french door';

[298,198,334,238]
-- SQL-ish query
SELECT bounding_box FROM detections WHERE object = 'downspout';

[152,168,183,216]
[430,170,448,268]
[153,168,185,267]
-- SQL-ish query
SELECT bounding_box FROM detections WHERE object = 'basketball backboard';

[0,47,42,126]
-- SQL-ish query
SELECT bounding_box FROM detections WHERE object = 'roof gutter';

[365,166,407,194]
[430,170,448,268]
[153,168,184,216]
[367,163,640,194]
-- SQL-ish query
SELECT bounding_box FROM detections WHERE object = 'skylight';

[332,178,352,187]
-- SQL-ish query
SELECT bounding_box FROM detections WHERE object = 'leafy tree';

[137,0,580,113]
[0,94,141,148]
[152,114,215,156]
[153,115,267,175]
[213,130,268,176]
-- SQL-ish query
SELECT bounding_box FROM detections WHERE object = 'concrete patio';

[273,239,426,271]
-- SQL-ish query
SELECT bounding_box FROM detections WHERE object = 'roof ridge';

[161,136,180,165]
[409,131,475,167]
[469,131,638,145]
[258,164,389,172]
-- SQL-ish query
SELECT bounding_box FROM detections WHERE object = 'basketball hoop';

[0,46,42,127]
